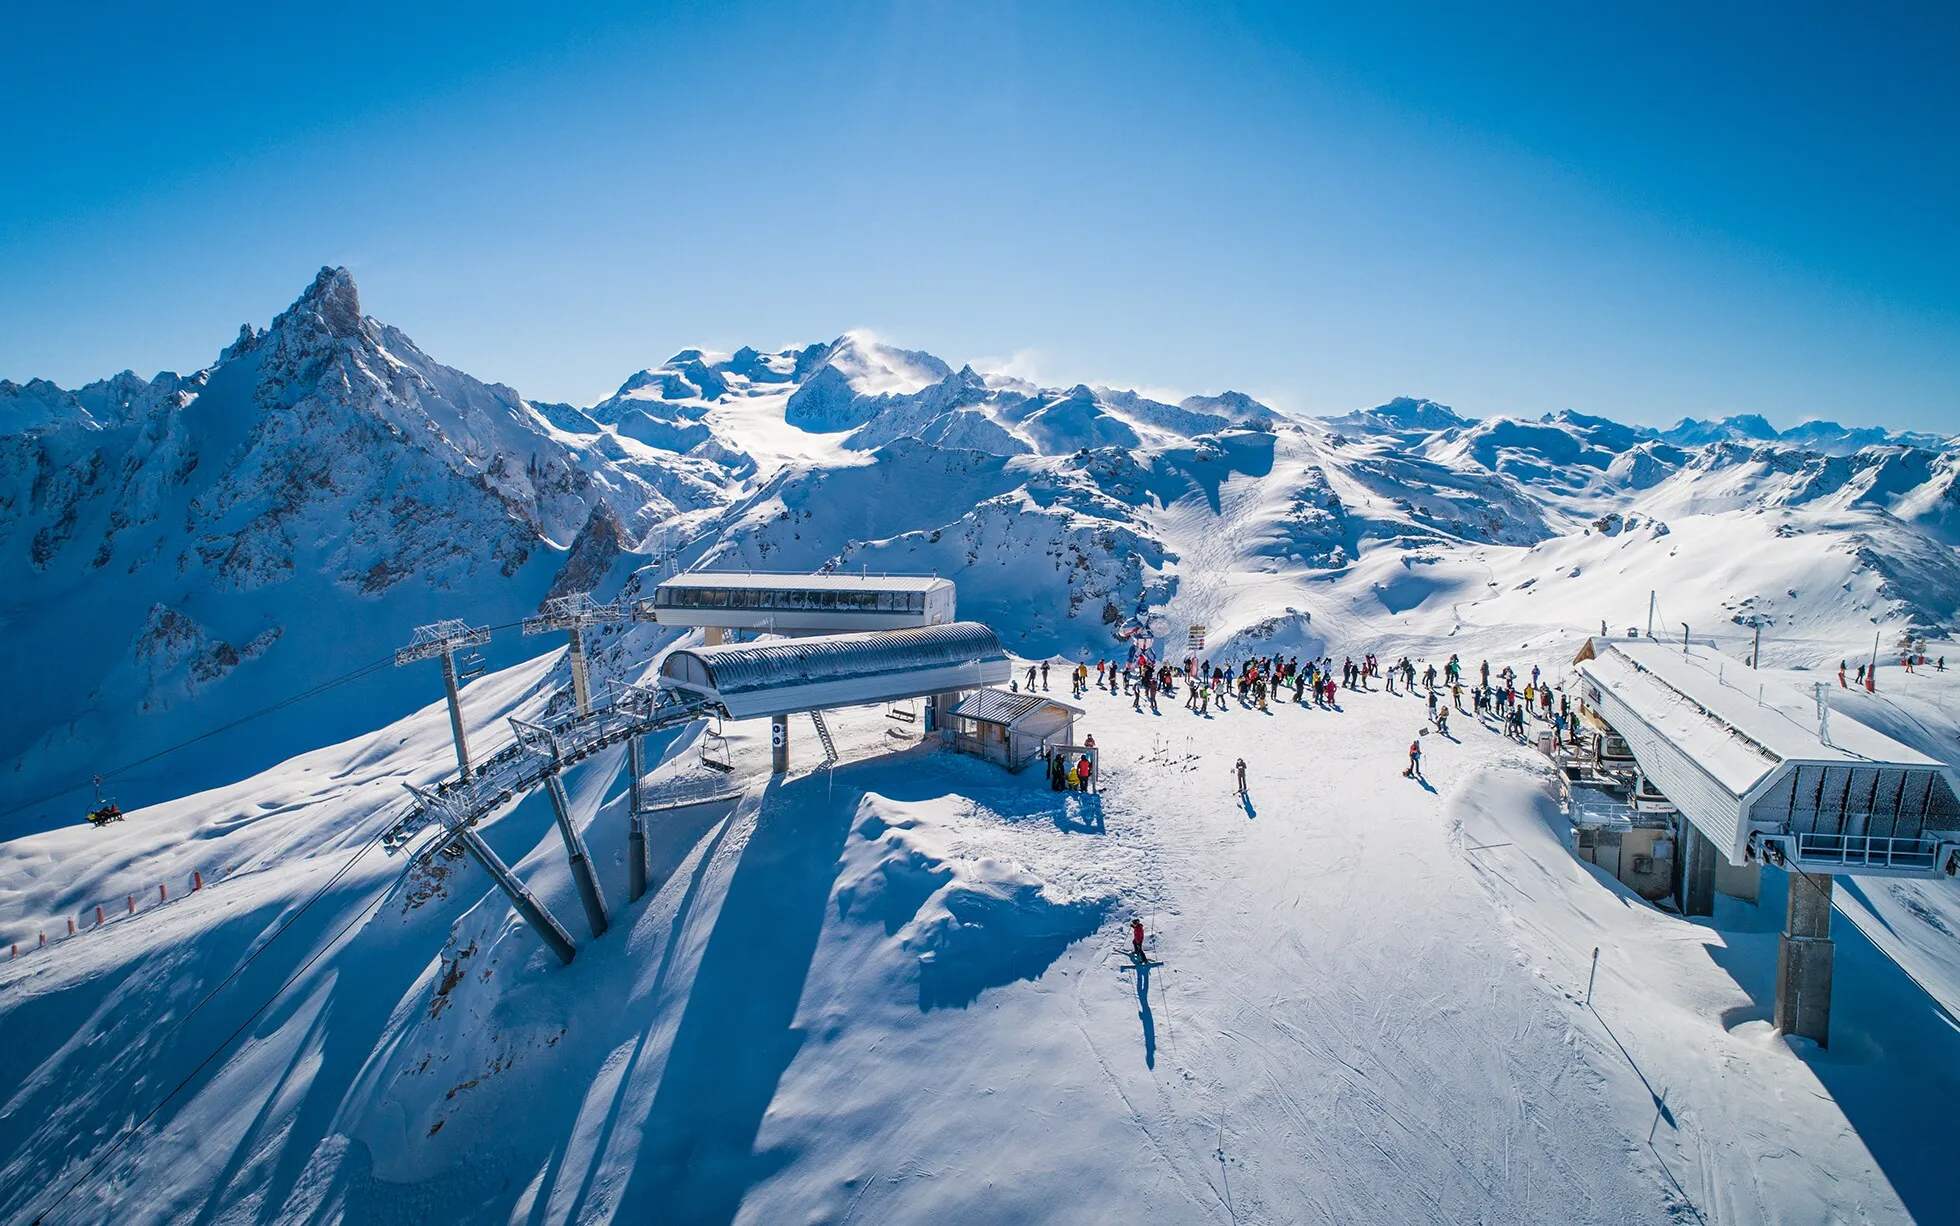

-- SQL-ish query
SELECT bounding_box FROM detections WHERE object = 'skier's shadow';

[1240,791,1257,819]
[1408,774,1437,794]
[1135,964,1157,1069]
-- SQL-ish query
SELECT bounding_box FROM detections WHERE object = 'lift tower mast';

[396,619,491,780]
[523,593,624,717]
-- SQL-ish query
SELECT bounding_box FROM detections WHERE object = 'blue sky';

[3,1,1955,430]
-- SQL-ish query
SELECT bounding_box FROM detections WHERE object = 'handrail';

[382,688,717,852]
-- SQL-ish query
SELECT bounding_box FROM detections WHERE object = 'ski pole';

[1585,946,1600,1007]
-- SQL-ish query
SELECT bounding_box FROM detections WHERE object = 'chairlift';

[85,775,125,828]
[699,719,734,773]
[457,649,488,681]
[886,698,918,724]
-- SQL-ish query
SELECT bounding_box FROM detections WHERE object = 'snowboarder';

[1041,660,1050,690]
[1233,757,1248,797]
[1404,737,1423,779]
[1026,664,1038,690]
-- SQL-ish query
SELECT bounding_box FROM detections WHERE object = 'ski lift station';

[657,622,1010,723]
[1573,635,1960,1045]
[385,579,1047,969]
[641,571,957,639]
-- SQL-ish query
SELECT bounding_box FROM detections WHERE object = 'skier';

[1026,664,1038,690]
[1234,757,1248,797]
[1435,707,1449,736]
[1131,917,1147,959]
[1040,660,1050,690]
[1404,737,1423,779]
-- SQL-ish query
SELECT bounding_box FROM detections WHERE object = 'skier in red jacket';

[1131,918,1146,958]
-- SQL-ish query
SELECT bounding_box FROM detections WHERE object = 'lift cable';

[27,821,420,1225]
[2,617,550,825]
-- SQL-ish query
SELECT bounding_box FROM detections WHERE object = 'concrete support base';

[1716,857,1761,905]
[545,772,611,938]
[704,626,727,647]
[772,713,790,774]
[1676,820,1717,917]
[1775,871,1834,1047]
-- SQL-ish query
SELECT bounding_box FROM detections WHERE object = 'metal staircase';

[809,709,839,765]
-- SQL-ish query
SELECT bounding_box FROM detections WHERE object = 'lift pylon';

[405,783,578,965]
[511,718,611,938]
[396,619,492,781]
[523,592,634,717]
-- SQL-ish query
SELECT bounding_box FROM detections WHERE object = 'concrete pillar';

[1676,820,1717,917]
[705,626,727,647]
[1716,857,1761,905]
[455,826,578,965]
[544,772,610,938]
[627,734,649,903]
[772,714,789,774]
[1775,870,1834,1047]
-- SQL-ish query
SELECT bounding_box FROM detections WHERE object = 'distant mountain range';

[6,267,1958,831]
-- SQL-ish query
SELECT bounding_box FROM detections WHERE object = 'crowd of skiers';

[1018,644,1585,785]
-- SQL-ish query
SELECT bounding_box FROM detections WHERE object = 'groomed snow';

[7,642,1959,1223]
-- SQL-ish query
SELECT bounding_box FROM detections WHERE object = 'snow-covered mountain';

[7,268,1960,837]
[8,269,1960,1225]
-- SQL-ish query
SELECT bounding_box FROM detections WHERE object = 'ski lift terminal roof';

[657,621,1010,720]
[648,571,956,633]
[658,572,949,593]
[1575,637,1960,876]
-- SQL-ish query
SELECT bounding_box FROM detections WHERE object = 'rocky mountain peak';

[266,266,367,347]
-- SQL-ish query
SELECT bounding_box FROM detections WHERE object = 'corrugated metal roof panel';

[950,689,1051,725]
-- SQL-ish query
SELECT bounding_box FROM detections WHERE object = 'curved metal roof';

[659,621,1011,718]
